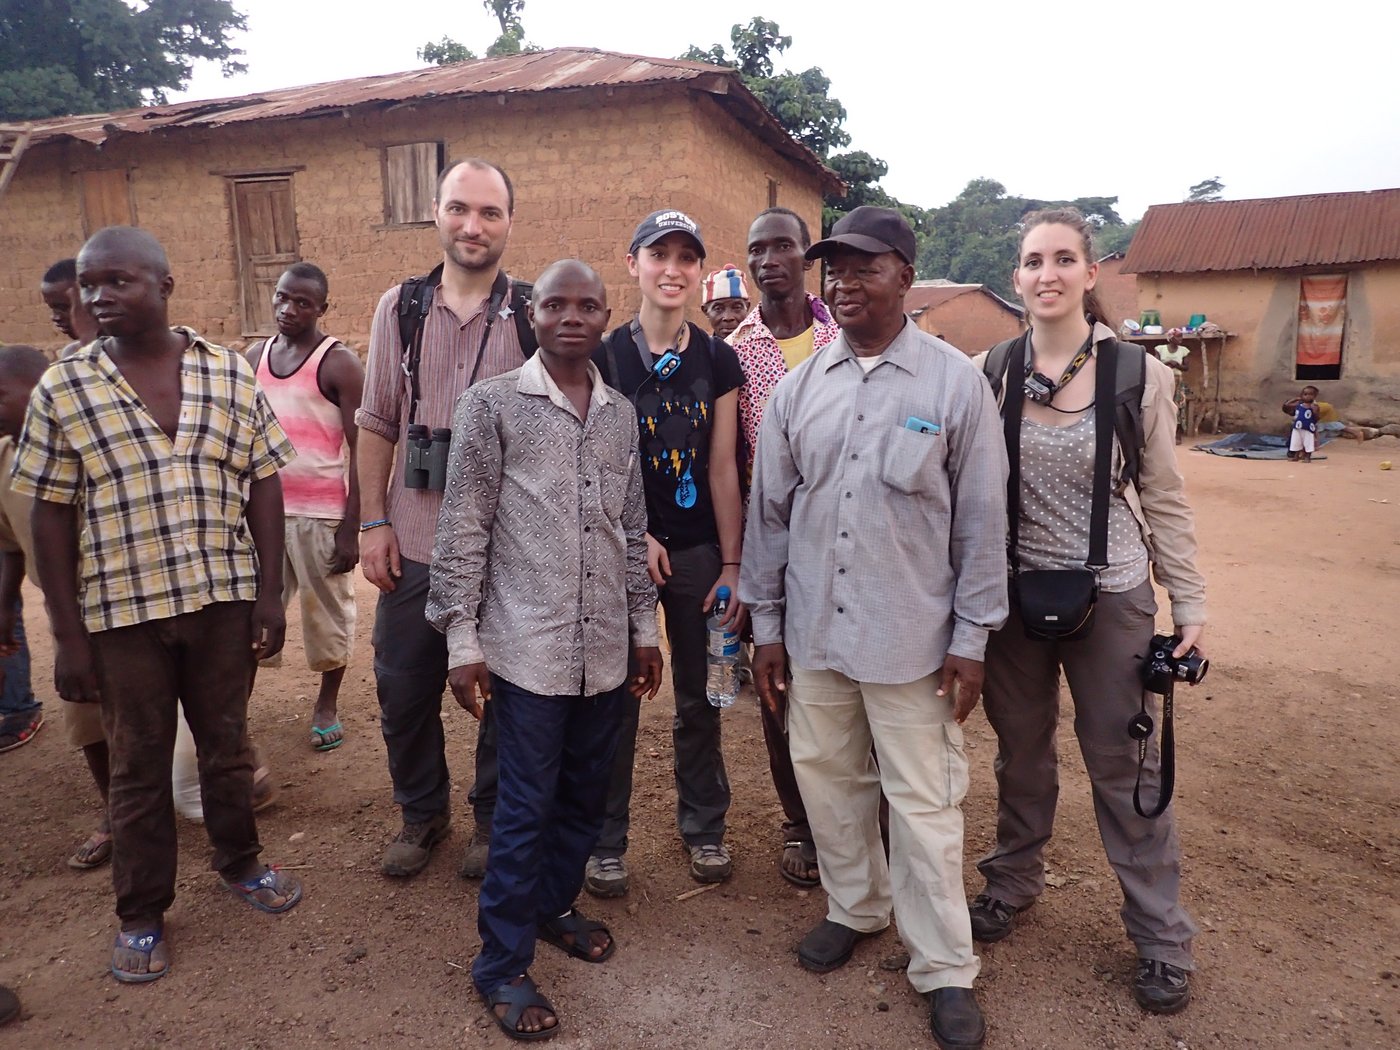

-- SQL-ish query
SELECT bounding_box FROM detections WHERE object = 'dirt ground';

[1,437,1397,1049]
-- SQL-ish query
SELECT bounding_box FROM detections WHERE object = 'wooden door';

[230,176,299,336]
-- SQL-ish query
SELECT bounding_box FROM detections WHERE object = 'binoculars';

[404,424,451,491]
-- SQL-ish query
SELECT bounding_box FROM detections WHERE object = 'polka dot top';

[1016,413,1149,593]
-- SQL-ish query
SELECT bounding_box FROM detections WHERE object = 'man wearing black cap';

[740,206,1009,1048]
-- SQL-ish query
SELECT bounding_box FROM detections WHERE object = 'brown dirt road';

[1,438,1397,1049]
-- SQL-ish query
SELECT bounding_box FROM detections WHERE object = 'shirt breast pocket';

[879,425,948,500]
[598,448,633,522]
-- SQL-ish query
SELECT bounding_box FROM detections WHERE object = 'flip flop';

[111,927,170,984]
[537,908,615,963]
[0,710,44,753]
[67,832,114,870]
[309,722,344,752]
[220,867,303,914]
[481,974,558,1042]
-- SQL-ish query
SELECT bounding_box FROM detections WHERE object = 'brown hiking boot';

[381,811,451,877]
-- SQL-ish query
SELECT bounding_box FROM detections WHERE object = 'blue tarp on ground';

[1193,433,1332,459]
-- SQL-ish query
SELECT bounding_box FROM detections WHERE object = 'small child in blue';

[1286,384,1320,462]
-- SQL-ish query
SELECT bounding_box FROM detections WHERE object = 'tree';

[0,0,247,120]
[914,179,1133,296]
[417,0,537,68]
[418,36,477,65]
[1187,176,1224,203]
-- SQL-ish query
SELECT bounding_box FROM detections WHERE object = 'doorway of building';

[230,175,299,336]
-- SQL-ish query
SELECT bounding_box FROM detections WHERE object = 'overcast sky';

[174,0,1400,221]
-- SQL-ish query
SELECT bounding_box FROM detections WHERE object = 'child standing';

[1285,385,1320,462]
[248,262,364,750]
[427,260,661,1041]
[13,226,303,984]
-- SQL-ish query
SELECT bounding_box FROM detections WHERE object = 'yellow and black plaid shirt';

[11,328,295,633]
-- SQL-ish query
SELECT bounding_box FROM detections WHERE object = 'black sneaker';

[968,894,1027,944]
[929,987,986,1050]
[1132,958,1191,1014]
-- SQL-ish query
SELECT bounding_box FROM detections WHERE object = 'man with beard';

[356,158,534,878]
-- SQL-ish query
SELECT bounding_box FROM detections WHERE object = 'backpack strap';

[508,279,537,357]
[1111,339,1147,492]
[982,335,1022,406]
[396,263,444,427]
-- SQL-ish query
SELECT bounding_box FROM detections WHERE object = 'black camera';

[1142,633,1208,693]
[1023,371,1057,404]
[404,424,452,491]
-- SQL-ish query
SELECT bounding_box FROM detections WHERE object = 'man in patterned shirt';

[428,260,662,1040]
[13,226,304,984]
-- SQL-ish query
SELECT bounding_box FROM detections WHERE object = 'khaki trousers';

[789,664,979,992]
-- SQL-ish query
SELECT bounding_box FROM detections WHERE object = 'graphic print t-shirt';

[595,321,745,549]
[1293,403,1318,432]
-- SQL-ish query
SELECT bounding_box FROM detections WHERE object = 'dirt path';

[1,438,1397,1049]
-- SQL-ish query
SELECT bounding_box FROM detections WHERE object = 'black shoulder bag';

[1006,336,1118,641]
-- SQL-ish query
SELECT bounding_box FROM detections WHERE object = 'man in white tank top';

[248,262,364,752]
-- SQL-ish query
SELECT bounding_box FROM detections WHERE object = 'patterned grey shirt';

[427,354,657,697]
[740,320,1010,683]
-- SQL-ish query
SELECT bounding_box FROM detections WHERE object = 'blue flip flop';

[310,722,344,752]
[221,867,303,914]
[111,928,170,984]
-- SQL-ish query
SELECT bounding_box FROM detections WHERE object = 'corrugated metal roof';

[906,282,1024,318]
[20,47,840,190]
[1121,188,1400,274]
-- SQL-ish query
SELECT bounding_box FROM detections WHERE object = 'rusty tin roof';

[1122,188,1400,274]
[905,282,1023,319]
[21,47,841,191]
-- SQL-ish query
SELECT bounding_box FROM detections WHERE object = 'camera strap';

[402,268,513,425]
[1005,333,1115,573]
[1130,681,1176,819]
[1024,332,1095,403]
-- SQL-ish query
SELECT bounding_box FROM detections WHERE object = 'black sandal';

[481,974,558,1042]
[780,840,821,888]
[537,908,615,963]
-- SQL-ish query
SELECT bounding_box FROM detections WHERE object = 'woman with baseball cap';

[587,209,748,896]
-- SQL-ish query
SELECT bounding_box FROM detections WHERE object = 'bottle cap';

[716,585,731,601]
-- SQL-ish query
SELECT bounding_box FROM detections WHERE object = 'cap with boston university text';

[629,209,706,257]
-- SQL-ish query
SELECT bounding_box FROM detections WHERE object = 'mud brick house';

[904,281,1024,355]
[1092,251,1140,332]
[1123,189,1400,429]
[0,48,839,351]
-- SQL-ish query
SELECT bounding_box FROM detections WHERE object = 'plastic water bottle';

[706,585,740,708]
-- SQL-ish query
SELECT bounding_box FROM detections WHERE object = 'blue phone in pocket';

[905,416,941,435]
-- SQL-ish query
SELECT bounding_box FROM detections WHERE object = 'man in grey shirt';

[741,207,1008,1050]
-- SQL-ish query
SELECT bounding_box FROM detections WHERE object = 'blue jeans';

[0,598,39,720]
[472,674,626,995]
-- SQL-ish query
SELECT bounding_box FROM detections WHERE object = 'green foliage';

[0,0,247,120]
[1187,176,1224,202]
[915,179,1132,297]
[418,36,477,64]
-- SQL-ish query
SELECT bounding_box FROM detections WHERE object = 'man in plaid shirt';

[12,226,305,984]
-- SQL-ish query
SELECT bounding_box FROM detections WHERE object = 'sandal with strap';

[780,839,821,888]
[220,866,303,914]
[481,974,559,1042]
[537,908,615,963]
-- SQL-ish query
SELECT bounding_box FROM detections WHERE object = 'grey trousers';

[978,579,1197,969]
[372,557,493,825]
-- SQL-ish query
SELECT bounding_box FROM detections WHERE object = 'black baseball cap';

[805,206,916,265]
[630,209,706,257]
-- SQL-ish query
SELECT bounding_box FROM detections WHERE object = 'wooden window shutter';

[383,142,443,224]
[78,169,135,236]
